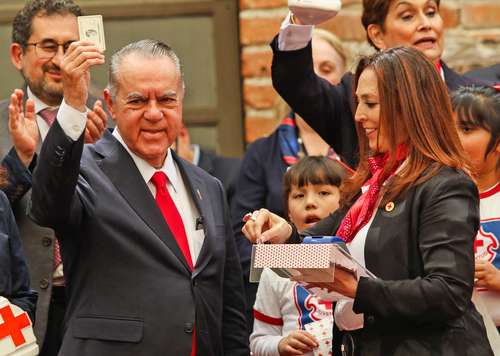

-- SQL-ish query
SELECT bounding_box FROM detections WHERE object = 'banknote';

[77,15,106,51]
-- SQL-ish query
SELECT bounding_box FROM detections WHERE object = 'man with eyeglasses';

[0,1,107,355]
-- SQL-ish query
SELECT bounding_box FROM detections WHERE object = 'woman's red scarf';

[336,146,407,243]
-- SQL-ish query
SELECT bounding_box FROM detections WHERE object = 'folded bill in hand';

[78,15,106,51]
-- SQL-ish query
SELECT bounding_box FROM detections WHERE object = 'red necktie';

[39,108,63,272]
[150,171,193,270]
[151,172,196,356]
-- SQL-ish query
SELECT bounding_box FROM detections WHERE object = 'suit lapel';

[173,154,215,275]
[94,132,191,273]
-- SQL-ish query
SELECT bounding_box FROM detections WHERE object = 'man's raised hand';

[8,89,39,167]
[61,41,105,112]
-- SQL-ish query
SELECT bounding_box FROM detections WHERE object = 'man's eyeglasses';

[26,40,75,60]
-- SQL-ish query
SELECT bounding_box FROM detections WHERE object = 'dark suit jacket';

[0,89,107,346]
[465,64,500,85]
[290,167,492,355]
[271,38,482,169]
[29,122,249,356]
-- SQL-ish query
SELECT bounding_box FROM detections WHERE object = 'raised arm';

[29,41,105,230]
[271,16,359,167]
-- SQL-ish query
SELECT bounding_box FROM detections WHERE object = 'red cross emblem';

[475,226,499,262]
[0,305,31,347]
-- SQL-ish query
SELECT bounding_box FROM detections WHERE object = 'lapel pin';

[385,201,395,212]
[196,189,202,200]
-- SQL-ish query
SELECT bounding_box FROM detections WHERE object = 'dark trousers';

[40,286,66,356]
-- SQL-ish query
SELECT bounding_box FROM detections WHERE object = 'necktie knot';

[151,171,168,191]
[39,108,58,127]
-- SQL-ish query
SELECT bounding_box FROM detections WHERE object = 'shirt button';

[42,236,52,247]
[40,278,50,289]
[183,322,194,334]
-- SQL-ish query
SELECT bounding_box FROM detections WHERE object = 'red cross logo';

[474,238,484,254]
[475,226,499,262]
[318,299,333,310]
[0,305,31,347]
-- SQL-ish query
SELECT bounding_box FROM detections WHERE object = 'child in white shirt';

[251,156,347,356]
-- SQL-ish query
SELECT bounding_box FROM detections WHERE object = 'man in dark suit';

[0,1,106,354]
[25,38,249,355]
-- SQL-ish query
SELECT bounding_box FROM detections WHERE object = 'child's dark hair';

[283,156,347,213]
[451,86,500,163]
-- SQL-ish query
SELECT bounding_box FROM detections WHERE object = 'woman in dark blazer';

[243,47,492,355]
[272,0,484,169]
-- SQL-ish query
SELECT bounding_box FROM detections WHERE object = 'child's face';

[456,122,499,177]
[288,183,340,232]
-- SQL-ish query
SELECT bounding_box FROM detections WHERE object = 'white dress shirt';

[56,99,205,265]
[278,12,313,51]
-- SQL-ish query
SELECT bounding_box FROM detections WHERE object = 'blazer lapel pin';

[196,188,202,200]
[385,201,395,212]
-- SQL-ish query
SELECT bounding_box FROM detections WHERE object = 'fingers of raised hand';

[62,42,105,75]
[84,122,100,144]
[25,99,36,120]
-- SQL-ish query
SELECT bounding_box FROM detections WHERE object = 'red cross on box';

[0,305,31,347]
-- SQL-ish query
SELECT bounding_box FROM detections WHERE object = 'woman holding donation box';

[242,47,493,356]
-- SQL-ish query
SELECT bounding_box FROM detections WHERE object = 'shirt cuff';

[278,12,313,51]
[57,99,88,141]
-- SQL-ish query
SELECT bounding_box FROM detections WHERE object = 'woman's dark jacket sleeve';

[270,36,359,168]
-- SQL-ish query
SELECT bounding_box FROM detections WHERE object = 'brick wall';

[239,0,500,143]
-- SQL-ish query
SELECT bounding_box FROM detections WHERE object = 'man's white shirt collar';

[27,86,57,114]
[112,128,180,192]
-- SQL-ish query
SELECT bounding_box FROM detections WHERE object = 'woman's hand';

[241,208,293,244]
[298,267,359,299]
[475,260,500,291]
[278,330,318,356]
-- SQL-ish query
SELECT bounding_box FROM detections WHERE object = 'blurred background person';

[242,47,492,356]
[272,0,486,170]
[231,28,351,333]
[452,86,500,336]
[251,156,347,356]
[173,122,241,204]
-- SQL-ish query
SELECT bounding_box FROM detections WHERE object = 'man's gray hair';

[107,39,184,98]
